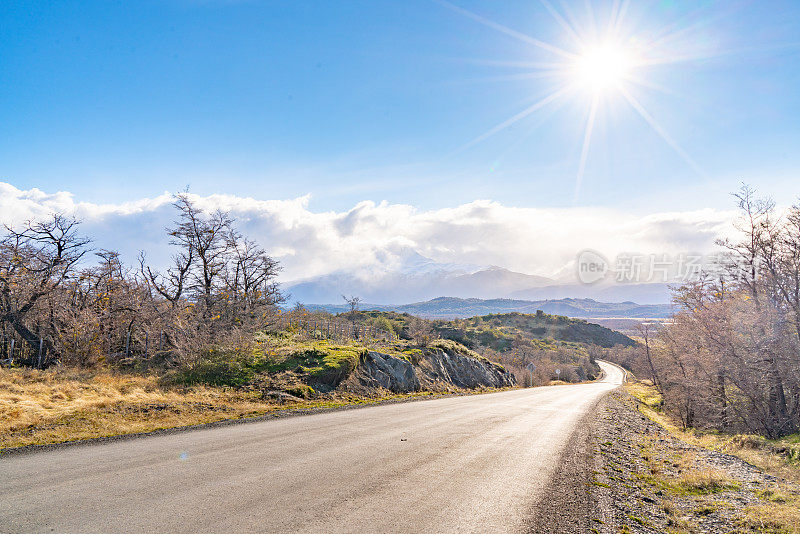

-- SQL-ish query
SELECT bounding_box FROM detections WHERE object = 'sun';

[438,0,705,197]
[572,43,635,93]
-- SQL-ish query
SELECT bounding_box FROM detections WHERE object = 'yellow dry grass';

[0,367,439,450]
[626,379,800,534]
[740,502,800,533]
[0,367,275,449]
[738,485,800,533]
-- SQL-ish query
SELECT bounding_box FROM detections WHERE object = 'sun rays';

[439,0,709,199]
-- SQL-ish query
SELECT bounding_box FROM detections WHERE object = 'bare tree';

[342,295,361,320]
[407,317,434,347]
[716,183,774,303]
[0,215,90,364]
[0,192,284,369]
[225,230,282,313]
[636,321,662,394]
[603,186,800,438]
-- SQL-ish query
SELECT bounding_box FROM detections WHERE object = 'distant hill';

[342,308,636,352]
[508,282,673,306]
[306,296,673,319]
[283,250,673,305]
[437,312,637,350]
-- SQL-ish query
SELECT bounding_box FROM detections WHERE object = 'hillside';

[339,309,636,387]
[437,312,636,351]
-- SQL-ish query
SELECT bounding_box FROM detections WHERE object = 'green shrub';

[286,384,315,399]
[427,339,483,360]
[168,348,256,387]
[266,341,366,386]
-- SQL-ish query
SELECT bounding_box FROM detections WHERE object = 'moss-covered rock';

[285,384,316,399]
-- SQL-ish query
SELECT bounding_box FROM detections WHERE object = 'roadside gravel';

[586,391,799,534]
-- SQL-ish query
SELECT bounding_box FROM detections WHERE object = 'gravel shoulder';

[548,388,800,534]
[526,397,605,533]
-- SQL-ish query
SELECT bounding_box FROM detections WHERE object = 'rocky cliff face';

[344,348,515,393]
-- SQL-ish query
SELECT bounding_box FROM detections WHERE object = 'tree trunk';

[765,356,792,437]
[717,370,729,430]
[8,318,58,367]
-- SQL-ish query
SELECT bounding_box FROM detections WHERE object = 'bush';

[167,348,256,387]
[427,339,483,360]
[286,384,315,399]
[266,342,366,387]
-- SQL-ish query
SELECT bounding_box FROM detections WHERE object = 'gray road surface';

[0,361,624,533]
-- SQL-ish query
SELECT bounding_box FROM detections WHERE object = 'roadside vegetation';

[334,308,633,387]
[628,379,800,485]
[619,377,800,534]
[589,186,800,532]
[0,363,445,450]
[602,186,800,442]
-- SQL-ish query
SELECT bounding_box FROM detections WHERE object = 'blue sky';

[2,0,799,214]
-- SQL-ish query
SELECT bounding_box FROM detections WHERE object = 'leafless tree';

[225,231,282,314]
[0,215,90,364]
[0,193,284,369]
[342,295,361,320]
[604,186,800,438]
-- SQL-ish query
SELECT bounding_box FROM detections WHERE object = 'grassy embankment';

[0,366,443,451]
[0,335,500,451]
[626,378,800,533]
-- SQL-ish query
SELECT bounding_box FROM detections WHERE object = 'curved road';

[1,361,624,533]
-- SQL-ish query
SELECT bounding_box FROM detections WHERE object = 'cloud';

[0,181,736,282]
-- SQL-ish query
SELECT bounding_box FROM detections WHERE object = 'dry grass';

[740,503,800,533]
[636,440,740,497]
[626,379,800,534]
[548,379,569,386]
[671,468,741,495]
[626,381,800,485]
[0,367,269,449]
[0,367,433,450]
[738,486,800,533]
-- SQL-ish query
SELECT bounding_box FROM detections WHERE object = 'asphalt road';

[1,361,624,533]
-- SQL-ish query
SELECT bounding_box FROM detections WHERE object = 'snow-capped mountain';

[283,250,672,305]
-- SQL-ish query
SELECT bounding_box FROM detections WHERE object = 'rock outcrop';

[418,349,513,389]
[344,348,514,393]
[351,351,420,392]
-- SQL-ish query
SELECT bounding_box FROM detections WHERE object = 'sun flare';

[572,43,635,92]
[440,0,706,198]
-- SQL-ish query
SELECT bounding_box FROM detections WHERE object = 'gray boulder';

[349,351,420,392]
[344,347,514,393]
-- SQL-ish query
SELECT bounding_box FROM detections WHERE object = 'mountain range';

[284,252,673,305]
[305,296,673,320]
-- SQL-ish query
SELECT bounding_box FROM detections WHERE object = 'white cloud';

[0,181,736,282]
